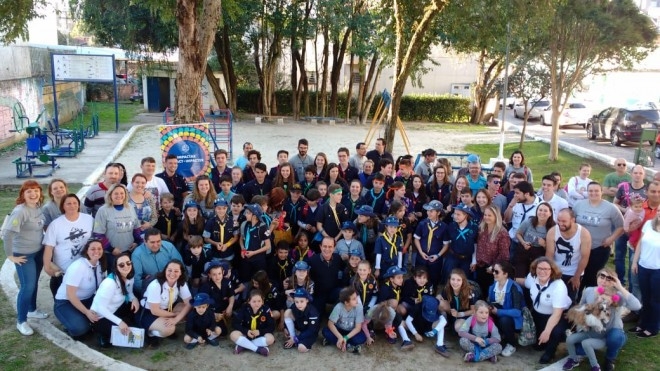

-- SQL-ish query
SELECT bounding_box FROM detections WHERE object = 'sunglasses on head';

[598,273,614,281]
[117,261,132,269]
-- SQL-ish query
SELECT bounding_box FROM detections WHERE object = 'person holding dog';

[562,267,640,371]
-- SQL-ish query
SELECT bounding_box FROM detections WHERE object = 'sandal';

[628,326,643,334]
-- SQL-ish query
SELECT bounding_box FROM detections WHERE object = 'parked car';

[499,95,517,109]
[585,104,660,146]
[129,91,143,103]
[513,99,550,120]
[540,102,590,127]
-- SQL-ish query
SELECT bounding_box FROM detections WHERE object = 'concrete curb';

[0,125,146,371]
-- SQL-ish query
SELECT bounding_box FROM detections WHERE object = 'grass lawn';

[407,122,496,133]
[464,141,613,189]
[59,101,145,132]
[0,186,93,371]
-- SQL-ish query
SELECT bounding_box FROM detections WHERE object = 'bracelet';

[343,335,349,341]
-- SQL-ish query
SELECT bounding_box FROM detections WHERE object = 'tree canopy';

[0,0,46,44]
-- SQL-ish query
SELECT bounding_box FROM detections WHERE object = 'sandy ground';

[32,117,555,370]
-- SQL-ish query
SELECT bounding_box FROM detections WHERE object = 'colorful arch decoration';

[159,124,211,182]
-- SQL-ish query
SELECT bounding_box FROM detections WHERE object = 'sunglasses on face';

[117,261,132,269]
[492,269,501,275]
[616,163,627,167]
[598,273,614,281]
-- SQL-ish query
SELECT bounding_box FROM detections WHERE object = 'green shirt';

[602,172,632,202]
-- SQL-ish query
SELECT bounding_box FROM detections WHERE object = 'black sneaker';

[147,336,161,349]
[539,353,553,364]
[185,342,198,350]
[97,334,110,348]
[207,338,220,346]
[604,359,615,371]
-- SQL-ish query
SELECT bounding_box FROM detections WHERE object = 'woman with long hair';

[184,175,218,219]
[325,162,349,193]
[439,268,477,333]
[514,202,555,280]
[427,165,452,208]
[128,173,158,231]
[42,178,68,229]
[272,162,296,194]
[475,205,510,296]
[314,152,329,181]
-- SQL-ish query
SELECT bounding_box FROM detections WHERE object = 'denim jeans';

[14,249,44,323]
[322,326,367,346]
[628,247,641,300]
[54,297,94,337]
[638,265,660,333]
[614,234,628,286]
[572,328,627,363]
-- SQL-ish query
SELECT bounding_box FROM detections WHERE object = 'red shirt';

[628,200,659,248]
[476,227,510,266]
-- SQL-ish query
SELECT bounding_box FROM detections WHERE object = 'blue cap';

[382,216,400,227]
[383,265,406,278]
[355,205,376,217]
[453,204,475,219]
[293,260,310,272]
[204,260,230,274]
[466,154,480,164]
[244,203,263,218]
[421,295,440,322]
[348,249,362,258]
[191,292,215,307]
[214,198,228,207]
[341,221,357,232]
[289,287,313,301]
[183,200,201,211]
[423,200,444,211]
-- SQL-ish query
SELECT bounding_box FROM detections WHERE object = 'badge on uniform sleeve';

[303,321,308,325]
[260,316,266,322]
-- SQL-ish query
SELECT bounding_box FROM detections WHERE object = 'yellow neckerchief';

[417,285,427,301]
[250,307,263,331]
[386,281,400,302]
[359,279,369,304]
[296,246,309,261]
[277,260,289,279]
[216,215,226,243]
[384,232,399,259]
[330,204,340,228]
[426,219,439,253]
[162,209,172,236]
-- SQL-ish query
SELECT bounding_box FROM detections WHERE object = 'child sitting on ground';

[283,288,320,353]
[353,260,379,313]
[322,287,367,354]
[399,266,434,318]
[230,289,275,357]
[184,293,222,349]
[457,300,502,363]
[199,260,234,336]
[403,295,450,357]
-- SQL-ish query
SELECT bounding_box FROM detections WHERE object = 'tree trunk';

[205,63,227,110]
[385,0,449,149]
[470,51,503,125]
[174,0,223,124]
[345,53,355,122]
[214,24,238,113]
[320,25,330,117]
[291,42,300,120]
[329,30,351,118]
[358,54,383,125]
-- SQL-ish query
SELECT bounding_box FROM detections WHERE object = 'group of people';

[2,136,659,370]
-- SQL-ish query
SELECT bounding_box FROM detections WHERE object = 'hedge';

[235,88,471,123]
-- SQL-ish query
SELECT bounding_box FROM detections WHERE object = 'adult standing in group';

[234,142,253,171]
[337,147,359,183]
[132,228,183,295]
[567,163,593,208]
[53,239,106,339]
[513,202,555,280]
[42,179,68,228]
[504,150,533,185]
[627,181,660,302]
[603,158,632,202]
[157,154,190,210]
[93,184,140,263]
[486,174,508,215]
[366,138,394,173]
[242,163,273,204]
[290,138,314,182]
[504,181,540,260]
[414,148,437,184]
[84,163,121,217]
[43,194,94,297]
[427,165,452,207]
[466,159,487,196]
[184,175,218,219]
[2,180,48,336]
[128,174,158,232]
[130,157,169,207]
[308,237,345,318]
[349,142,368,173]
[573,182,624,290]
[612,164,647,287]
[632,211,660,338]
[538,175,568,220]
[545,208,591,302]
[523,257,572,364]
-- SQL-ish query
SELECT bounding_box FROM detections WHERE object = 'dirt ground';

[32,117,556,370]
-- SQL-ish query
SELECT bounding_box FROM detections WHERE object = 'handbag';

[518,306,537,346]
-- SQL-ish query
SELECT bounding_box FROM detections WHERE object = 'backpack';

[469,315,495,338]
[518,306,537,346]
[563,176,579,193]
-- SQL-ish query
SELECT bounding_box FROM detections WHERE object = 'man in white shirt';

[129,157,169,207]
[349,142,367,173]
[539,174,568,221]
[504,181,540,260]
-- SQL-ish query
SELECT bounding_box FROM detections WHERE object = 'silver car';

[513,100,550,120]
[540,102,590,127]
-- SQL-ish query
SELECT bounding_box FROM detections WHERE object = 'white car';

[513,100,550,120]
[540,102,590,127]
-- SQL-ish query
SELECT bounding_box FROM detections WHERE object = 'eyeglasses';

[117,261,132,269]
[598,273,614,281]
[492,269,501,275]
[492,180,500,185]
[616,163,627,167]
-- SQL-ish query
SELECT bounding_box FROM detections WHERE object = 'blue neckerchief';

[369,189,384,208]
[244,223,259,251]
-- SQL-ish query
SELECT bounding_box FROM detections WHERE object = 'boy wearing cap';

[239,204,271,282]
[283,288,320,352]
[316,184,349,242]
[414,200,450,286]
[199,261,234,336]
[204,198,238,262]
[374,217,404,278]
[284,184,305,236]
[441,205,479,283]
[336,221,365,261]
[184,293,222,349]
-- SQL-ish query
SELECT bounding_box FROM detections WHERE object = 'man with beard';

[545,208,592,303]
[290,139,314,181]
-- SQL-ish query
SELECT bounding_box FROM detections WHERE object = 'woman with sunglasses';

[487,261,524,358]
[91,253,141,347]
[563,268,640,371]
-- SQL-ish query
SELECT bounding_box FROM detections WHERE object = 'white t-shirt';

[43,213,94,272]
[91,274,136,325]
[509,198,540,241]
[55,258,105,301]
[524,273,572,315]
[128,177,169,206]
[639,220,660,270]
[542,194,569,221]
[143,279,192,311]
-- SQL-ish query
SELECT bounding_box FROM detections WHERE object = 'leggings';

[459,338,503,361]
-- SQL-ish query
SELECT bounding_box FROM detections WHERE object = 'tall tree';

[0,0,45,43]
[539,0,657,160]
[505,62,551,147]
[384,0,448,152]
[287,0,315,120]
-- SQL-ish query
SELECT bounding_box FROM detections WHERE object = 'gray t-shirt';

[517,219,549,248]
[573,200,624,249]
[2,204,44,256]
[492,194,508,215]
[580,287,641,331]
[329,302,364,331]
[42,201,62,229]
[93,205,139,252]
[458,315,501,341]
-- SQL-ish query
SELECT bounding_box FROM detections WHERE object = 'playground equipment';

[364,90,411,155]
[8,102,59,178]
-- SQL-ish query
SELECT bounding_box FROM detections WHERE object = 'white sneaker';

[27,310,49,319]
[17,322,34,336]
[501,344,516,357]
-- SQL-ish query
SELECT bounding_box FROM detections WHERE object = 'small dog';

[566,286,619,336]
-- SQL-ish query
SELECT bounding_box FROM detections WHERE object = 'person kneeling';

[184,293,221,349]
[283,288,320,352]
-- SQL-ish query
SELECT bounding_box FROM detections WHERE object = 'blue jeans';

[572,328,627,363]
[14,250,44,323]
[638,265,660,333]
[322,326,367,346]
[614,234,628,286]
[54,297,94,337]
